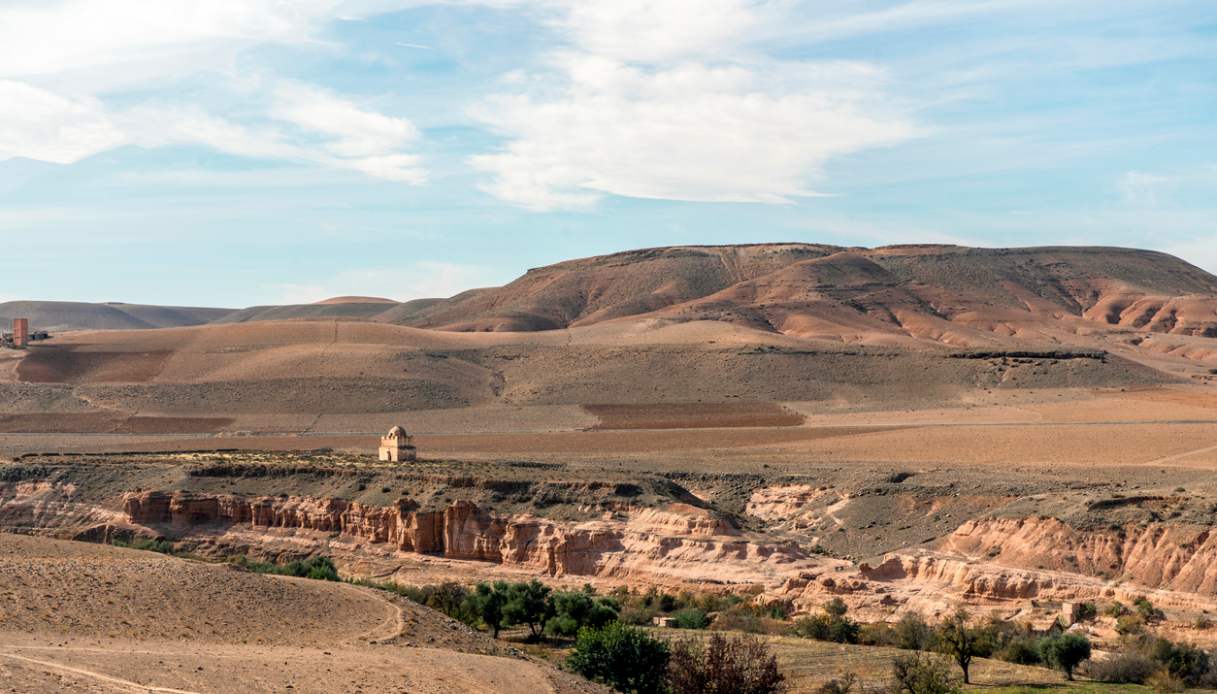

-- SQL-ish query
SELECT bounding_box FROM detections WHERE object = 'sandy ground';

[0,534,602,694]
[5,385,1217,470]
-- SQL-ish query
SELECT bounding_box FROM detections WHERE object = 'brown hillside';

[379,243,843,330]
[385,244,1217,344]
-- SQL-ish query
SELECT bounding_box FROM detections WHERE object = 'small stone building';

[378,425,418,462]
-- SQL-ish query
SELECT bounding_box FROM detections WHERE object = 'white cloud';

[267,261,494,304]
[471,55,914,210]
[1117,170,1171,206]
[0,81,124,163]
[117,95,427,185]
[272,82,419,157]
[557,0,759,62]
[0,1,427,182]
[0,1,339,83]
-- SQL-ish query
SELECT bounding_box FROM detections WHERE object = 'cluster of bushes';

[1086,633,1217,689]
[229,554,340,581]
[110,537,343,583]
[798,603,1092,684]
[607,585,794,634]
[111,537,177,555]
[793,598,860,644]
[359,579,621,641]
[1109,596,1168,635]
[568,623,784,694]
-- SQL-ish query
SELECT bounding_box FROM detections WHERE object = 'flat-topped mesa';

[379,425,417,462]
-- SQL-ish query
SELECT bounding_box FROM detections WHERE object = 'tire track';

[0,651,201,693]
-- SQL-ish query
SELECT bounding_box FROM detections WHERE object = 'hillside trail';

[0,650,201,693]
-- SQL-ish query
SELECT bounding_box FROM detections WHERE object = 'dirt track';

[0,534,603,694]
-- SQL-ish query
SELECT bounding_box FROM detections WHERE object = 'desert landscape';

[2,243,1217,691]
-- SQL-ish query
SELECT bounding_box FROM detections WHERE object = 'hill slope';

[383,244,1217,342]
[0,301,233,331]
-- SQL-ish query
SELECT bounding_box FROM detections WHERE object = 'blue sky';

[1,0,1214,307]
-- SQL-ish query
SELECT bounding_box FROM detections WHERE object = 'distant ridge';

[0,301,234,331]
[314,296,397,305]
[8,244,1217,342]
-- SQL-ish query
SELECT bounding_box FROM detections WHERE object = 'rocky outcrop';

[0,481,126,536]
[119,490,825,587]
[940,516,1217,595]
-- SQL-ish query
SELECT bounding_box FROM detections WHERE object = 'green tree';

[672,607,709,630]
[546,590,620,637]
[895,612,933,651]
[1038,633,1091,681]
[504,579,555,641]
[793,599,859,644]
[936,610,990,685]
[567,622,670,694]
[464,581,509,638]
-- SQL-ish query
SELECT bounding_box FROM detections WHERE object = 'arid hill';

[385,244,1217,342]
[3,244,1217,422]
[0,300,234,331]
[13,244,1217,348]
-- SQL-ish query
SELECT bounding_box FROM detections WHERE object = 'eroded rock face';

[118,490,822,587]
[941,516,1217,596]
[13,479,1217,619]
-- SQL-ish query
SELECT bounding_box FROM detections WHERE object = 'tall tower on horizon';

[12,318,28,348]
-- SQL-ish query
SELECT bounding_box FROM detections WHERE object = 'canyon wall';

[8,478,1217,618]
[118,490,828,587]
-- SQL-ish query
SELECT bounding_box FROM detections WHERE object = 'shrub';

[1115,613,1146,635]
[667,633,784,694]
[116,537,177,555]
[1146,670,1186,693]
[890,652,960,694]
[1075,601,1098,622]
[1135,596,1166,623]
[824,598,848,618]
[894,612,934,651]
[567,622,669,694]
[712,606,766,634]
[672,607,710,630]
[620,604,657,626]
[1038,633,1091,681]
[996,637,1042,665]
[793,600,860,644]
[1085,651,1158,684]
[1150,637,1212,686]
[815,673,858,694]
[659,593,679,613]
[859,622,897,647]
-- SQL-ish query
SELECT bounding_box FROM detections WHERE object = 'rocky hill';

[12,244,1217,346]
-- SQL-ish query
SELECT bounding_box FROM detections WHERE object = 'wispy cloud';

[0,1,428,183]
[1117,170,1172,207]
[470,0,918,210]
